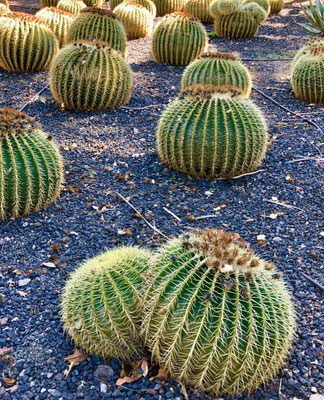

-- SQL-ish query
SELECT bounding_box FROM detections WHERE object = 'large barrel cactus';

[0,108,64,220]
[67,8,127,56]
[41,0,59,6]
[61,246,151,361]
[50,40,133,111]
[113,2,153,39]
[269,0,284,13]
[153,0,185,15]
[156,84,268,178]
[291,44,324,104]
[143,228,296,396]
[111,0,156,15]
[57,0,87,14]
[213,9,259,39]
[36,7,74,46]
[183,0,214,23]
[0,12,59,72]
[181,52,252,97]
[152,12,208,66]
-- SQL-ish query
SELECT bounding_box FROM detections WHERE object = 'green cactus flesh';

[57,0,87,14]
[152,12,208,66]
[153,0,185,16]
[183,0,214,23]
[0,12,59,72]
[269,0,283,13]
[210,0,241,16]
[41,0,59,7]
[181,52,252,97]
[61,246,151,361]
[50,40,133,111]
[143,228,296,395]
[0,108,64,220]
[156,84,268,178]
[67,8,127,56]
[213,9,259,39]
[36,7,74,46]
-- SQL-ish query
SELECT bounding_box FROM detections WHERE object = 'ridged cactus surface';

[156,84,268,178]
[36,7,74,46]
[114,2,153,39]
[41,0,59,6]
[183,0,214,23]
[50,40,133,111]
[0,108,64,220]
[0,12,59,72]
[210,0,240,16]
[152,12,208,66]
[67,8,127,56]
[181,52,252,97]
[153,0,185,16]
[143,228,296,395]
[61,246,151,361]
[213,9,259,39]
[57,0,86,14]
[269,0,284,13]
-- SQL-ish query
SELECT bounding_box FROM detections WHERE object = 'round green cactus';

[143,228,296,396]
[67,8,127,56]
[240,2,267,22]
[61,246,151,361]
[50,40,133,111]
[213,9,259,39]
[183,0,214,23]
[269,0,283,13]
[57,0,86,14]
[0,108,64,220]
[36,7,74,46]
[0,12,59,72]
[242,0,270,16]
[291,45,324,104]
[41,0,59,6]
[210,0,240,16]
[181,52,252,97]
[111,0,157,16]
[114,1,153,39]
[291,38,323,68]
[152,12,208,66]
[153,0,185,16]
[156,84,268,178]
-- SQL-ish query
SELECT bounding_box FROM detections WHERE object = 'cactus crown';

[72,38,112,50]
[166,11,201,21]
[309,43,324,55]
[80,6,119,17]
[6,11,51,27]
[181,84,244,98]
[0,108,39,133]
[44,6,73,15]
[200,51,237,60]
[122,1,147,7]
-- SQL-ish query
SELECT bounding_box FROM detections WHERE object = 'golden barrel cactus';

[57,0,87,14]
[184,0,214,23]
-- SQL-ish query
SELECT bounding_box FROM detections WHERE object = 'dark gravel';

[0,1,323,399]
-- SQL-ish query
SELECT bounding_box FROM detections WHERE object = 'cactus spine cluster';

[153,0,185,16]
[152,12,208,66]
[157,84,268,178]
[269,0,284,13]
[57,0,86,14]
[183,0,214,23]
[36,7,74,46]
[67,8,127,56]
[0,12,59,72]
[50,40,133,111]
[0,108,64,220]
[41,0,59,6]
[213,9,259,39]
[143,228,296,396]
[61,246,151,361]
[291,43,324,104]
[181,52,252,97]
[113,2,153,39]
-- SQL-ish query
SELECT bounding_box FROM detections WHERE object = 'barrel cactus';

[61,246,151,361]
[36,7,74,46]
[143,228,296,396]
[183,0,214,23]
[0,12,59,72]
[57,0,86,14]
[50,40,133,111]
[111,0,156,15]
[243,0,270,16]
[113,2,153,39]
[210,0,240,16]
[41,0,59,6]
[153,0,185,15]
[0,108,64,220]
[213,9,259,39]
[181,52,252,97]
[269,0,284,13]
[152,12,208,66]
[157,84,268,178]
[291,38,323,68]
[67,8,127,56]
[291,43,324,104]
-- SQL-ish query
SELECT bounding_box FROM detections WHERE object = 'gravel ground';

[0,1,323,399]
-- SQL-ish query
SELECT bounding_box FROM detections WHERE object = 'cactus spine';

[67,8,127,56]
[181,52,252,97]
[269,0,284,13]
[41,0,59,6]
[36,7,74,46]
[57,0,87,14]
[50,40,133,111]
[61,246,151,361]
[152,12,208,66]
[157,84,268,178]
[183,0,214,23]
[0,12,59,72]
[213,10,259,39]
[143,228,296,396]
[113,2,153,39]
[153,0,185,15]
[0,108,64,220]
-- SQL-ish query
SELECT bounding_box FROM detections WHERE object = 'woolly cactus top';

[164,11,201,22]
[199,51,238,60]
[41,6,74,16]
[4,11,51,27]
[80,7,119,17]
[0,108,39,134]
[181,84,245,99]
[120,1,147,8]
[309,43,324,56]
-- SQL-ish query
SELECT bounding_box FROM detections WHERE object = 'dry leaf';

[149,368,168,382]
[0,347,13,357]
[2,363,17,386]
[17,291,28,297]
[181,382,189,400]
[64,348,87,377]
[0,317,8,325]
[141,358,149,377]
[116,375,138,386]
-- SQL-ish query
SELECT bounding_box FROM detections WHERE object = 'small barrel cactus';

[113,2,153,39]
[183,0,214,23]
[153,0,185,15]
[61,246,151,361]
[50,40,133,111]
[291,44,324,104]
[111,0,157,16]
[36,7,74,46]
[0,108,64,220]
[143,228,296,396]
[210,0,240,16]
[152,12,208,66]
[243,0,270,16]
[269,0,284,13]
[57,0,87,14]
[240,2,267,23]
[181,52,252,97]
[0,12,59,72]
[157,84,268,178]
[40,0,59,6]
[213,9,259,39]
[67,8,127,56]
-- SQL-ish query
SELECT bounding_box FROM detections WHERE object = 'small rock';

[41,262,56,269]
[100,384,107,394]
[94,365,114,379]
[310,395,324,400]
[18,279,31,287]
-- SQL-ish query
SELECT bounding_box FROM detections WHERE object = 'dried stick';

[242,58,293,62]
[163,207,181,222]
[263,198,304,212]
[19,83,50,112]
[287,157,324,163]
[195,215,220,220]
[300,272,324,292]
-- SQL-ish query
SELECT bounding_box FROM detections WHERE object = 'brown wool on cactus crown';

[164,11,201,22]
[0,108,39,134]
[72,39,112,50]
[6,11,51,27]
[44,6,74,16]
[309,44,324,56]
[80,7,119,17]
[199,51,238,61]
[181,83,244,99]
